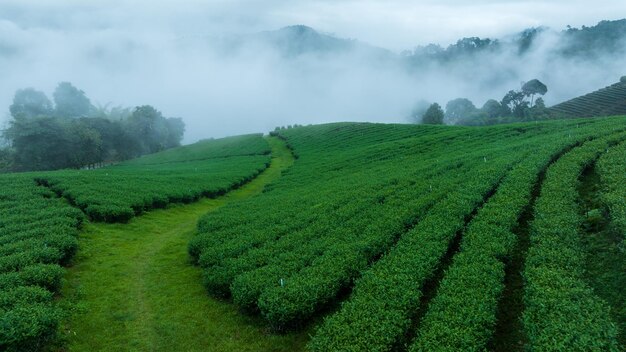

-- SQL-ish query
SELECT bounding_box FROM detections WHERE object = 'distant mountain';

[196,19,626,65]
[560,19,626,58]
[202,25,393,59]
[550,77,626,117]
[403,19,626,63]
[255,25,358,56]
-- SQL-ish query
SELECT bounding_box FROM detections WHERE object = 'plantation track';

[521,133,625,351]
[3,117,626,351]
[58,137,307,352]
[578,162,626,348]
[404,179,503,349]
[490,141,582,351]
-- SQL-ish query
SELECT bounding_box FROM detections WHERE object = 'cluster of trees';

[415,79,551,126]
[1,82,184,172]
[404,20,626,64]
[404,37,501,63]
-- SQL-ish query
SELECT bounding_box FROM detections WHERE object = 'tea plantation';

[0,134,271,351]
[1,118,624,351]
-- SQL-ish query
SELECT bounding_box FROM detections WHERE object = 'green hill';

[1,118,625,351]
[550,77,626,117]
[0,134,271,351]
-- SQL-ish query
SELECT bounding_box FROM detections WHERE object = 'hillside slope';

[190,117,626,351]
[1,118,625,351]
[550,77,626,117]
[0,134,271,351]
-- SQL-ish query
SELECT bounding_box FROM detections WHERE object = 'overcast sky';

[1,0,625,141]
[3,0,624,49]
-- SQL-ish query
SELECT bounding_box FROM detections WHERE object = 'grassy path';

[60,137,307,352]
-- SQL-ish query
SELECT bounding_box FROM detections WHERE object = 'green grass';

[59,136,308,351]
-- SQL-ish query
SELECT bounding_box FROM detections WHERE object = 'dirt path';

[60,137,306,352]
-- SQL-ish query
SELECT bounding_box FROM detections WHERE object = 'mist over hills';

[190,19,626,111]
[220,19,626,63]
[1,17,625,142]
[265,20,626,102]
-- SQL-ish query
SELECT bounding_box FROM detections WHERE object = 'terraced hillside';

[550,77,626,117]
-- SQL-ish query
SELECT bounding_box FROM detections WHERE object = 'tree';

[445,98,477,124]
[529,97,550,119]
[481,99,507,119]
[4,83,186,171]
[0,148,13,172]
[422,103,444,124]
[4,116,73,171]
[53,82,94,118]
[126,105,184,155]
[164,117,185,149]
[9,88,53,119]
[408,100,431,124]
[521,79,548,106]
[68,120,102,168]
[501,90,528,118]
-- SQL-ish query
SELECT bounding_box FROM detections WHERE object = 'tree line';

[0,82,185,172]
[416,79,550,125]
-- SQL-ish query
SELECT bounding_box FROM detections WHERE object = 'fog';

[1,1,625,143]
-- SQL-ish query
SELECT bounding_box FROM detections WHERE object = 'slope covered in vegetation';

[34,134,270,223]
[0,134,271,351]
[550,78,626,118]
[190,117,626,351]
[1,118,625,351]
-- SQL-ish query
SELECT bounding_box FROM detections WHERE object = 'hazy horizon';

[1,0,625,143]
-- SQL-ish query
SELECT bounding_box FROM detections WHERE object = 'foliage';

[444,98,477,124]
[407,100,432,124]
[9,88,53,119]
[62,136,307,351]
[3,83,186,171]
[0,133,272,350]
[523,134,624,351]
[561,19,626,58]
[597,141,626,242]
[35,134,270,223]
[550,78,626,117]
[184,117,626,352]
[406,20,626,64]
[52,82,94,119]
[125,105,184,155]
[410,127,624,351]
[0,176,83,351]
[2,116,626,351]
[421,103,444,124]
[522,79,548,106]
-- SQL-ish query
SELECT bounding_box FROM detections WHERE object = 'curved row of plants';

[596,140,626,241]
[36,134,271,222]
[0,134,274,351]
[523,132,625,351]
[189,119,624,339]
[551,81,626,117]
[196,147,476,304]
[409,127,626,351]
[0,177,83,352]
[308,146,526,351]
